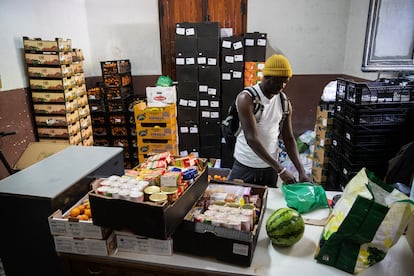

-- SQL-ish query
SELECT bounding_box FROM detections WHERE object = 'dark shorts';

[227,159,278,188]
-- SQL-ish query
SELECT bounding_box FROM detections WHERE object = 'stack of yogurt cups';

[96,175,150,202]
[194,202,255,232]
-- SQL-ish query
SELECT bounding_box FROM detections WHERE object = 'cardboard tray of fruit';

[48,194,111,240]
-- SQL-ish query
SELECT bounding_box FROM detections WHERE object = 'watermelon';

[266,207,305,247]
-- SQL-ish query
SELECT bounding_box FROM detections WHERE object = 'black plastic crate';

[342,118,403,145]
[336,78,348,101]
[106,96,134,113]
[101,60,131,75]
[105,86,134,100]
[103,73,132,87]
[342,101,414,126]
[345,79,414,104]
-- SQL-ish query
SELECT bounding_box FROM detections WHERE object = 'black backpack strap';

[244,86,263,114]
[279,91,290,132]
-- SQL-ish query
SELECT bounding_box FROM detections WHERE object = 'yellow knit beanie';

[262,54,292,77]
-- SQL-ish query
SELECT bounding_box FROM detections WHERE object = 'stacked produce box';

[243,32,266,87]
[311,101,335,189]
[91,59,138,168]
[175,22,221,159]
[23,37,93,145]
[134,102,178,163]
[327,77,414,190]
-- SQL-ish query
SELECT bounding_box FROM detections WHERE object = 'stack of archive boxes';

[327,78,414,190]
[220,35,245,168]
[134,102,178,164]
[88,60,138,168]
[311,101,335,189]
[23,37,93,146]
[175,22,221,159]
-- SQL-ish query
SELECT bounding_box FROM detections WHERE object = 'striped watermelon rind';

[266,207,305,247]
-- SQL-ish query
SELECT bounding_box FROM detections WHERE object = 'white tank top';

[234,84,283,168]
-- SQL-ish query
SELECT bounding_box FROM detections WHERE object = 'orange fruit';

[77,214,89,221]
[77,205,85,214]
[70,207,81,217]
[84,208,92,218]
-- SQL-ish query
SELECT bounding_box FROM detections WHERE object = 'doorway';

[158,0,247,80]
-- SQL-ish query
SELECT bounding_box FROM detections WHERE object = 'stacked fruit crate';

[327,77,414,190]
[133,102,178,163]
[98,60,138,168]
[23,37,93,145]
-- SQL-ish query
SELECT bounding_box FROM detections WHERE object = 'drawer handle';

[88,268,103,275]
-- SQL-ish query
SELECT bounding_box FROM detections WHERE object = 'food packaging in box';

[53,231,116,256]
[172,181,268,266]
[115,230,173,256]
[48,207,111,240]
[89,165,208,240]
[146,86,177,107]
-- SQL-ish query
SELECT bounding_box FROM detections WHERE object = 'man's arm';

[281,101,313,183]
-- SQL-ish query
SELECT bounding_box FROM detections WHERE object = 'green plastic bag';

[281,182,329,214]
[156,75,173,87]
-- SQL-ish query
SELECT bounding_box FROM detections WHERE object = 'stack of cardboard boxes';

[24,37,93,146]
[311,101,334,189]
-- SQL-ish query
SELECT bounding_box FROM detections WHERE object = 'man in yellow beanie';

[227,54,312,186]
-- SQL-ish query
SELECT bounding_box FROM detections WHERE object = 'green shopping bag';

[281,182,329,214]
[314,168,414,274]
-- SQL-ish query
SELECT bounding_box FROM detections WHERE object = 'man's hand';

[279,170,297,184]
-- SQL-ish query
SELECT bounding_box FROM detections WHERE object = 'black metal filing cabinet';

[0,146,124,276]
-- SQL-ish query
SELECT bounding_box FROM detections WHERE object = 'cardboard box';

[134,103,177,123]
[115,230,173,256]
[13,142,69,171]
[89,166,208,240]
[48,196,111,239]
[173,181,268,266]
[146,86,177,107]
[23,37,72,52]
[27,64,74,78]
[25,52,72,65]
[53,231,116,256]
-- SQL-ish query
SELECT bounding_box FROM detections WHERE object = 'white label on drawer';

[233,41,243,50]
[222,40,232,49]
[233,243,249,256]
[197,57,206,64]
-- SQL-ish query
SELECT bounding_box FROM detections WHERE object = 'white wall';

[0,0,160,90]
[248,0,350,75]
[84,0,161,77]
[0,0,91,90]
[0,0,379,91]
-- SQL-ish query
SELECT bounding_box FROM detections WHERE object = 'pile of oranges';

[208,174,227,181]
[69,199,92,221]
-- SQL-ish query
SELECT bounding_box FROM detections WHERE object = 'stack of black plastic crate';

[220,35,245,168]
[99,60,138,168]
[175,22,221,159]
[327,77,414,190]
